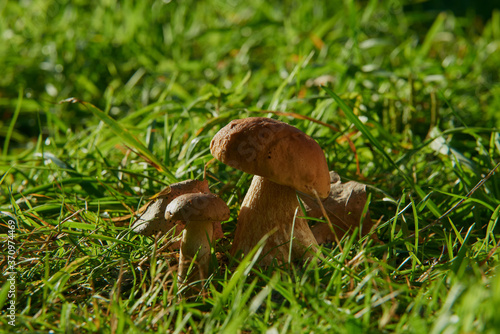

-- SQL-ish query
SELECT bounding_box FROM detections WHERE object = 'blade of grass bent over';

[323,87,406,180]
[60,98,176,182]
[322,87,442,218]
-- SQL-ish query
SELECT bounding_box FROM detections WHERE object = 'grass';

[1,0,500,332]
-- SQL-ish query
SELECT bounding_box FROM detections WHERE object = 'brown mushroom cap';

[210,117,330,198]
[131,179,210,236]
[165,193,230,223]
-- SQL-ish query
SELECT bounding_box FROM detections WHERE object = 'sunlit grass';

[1,0,500,332]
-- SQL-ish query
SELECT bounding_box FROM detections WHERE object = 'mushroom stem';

[178,221,214,286]
[230,175,319,265]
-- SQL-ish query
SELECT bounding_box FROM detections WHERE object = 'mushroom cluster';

[130,116,374,294]
[131,179,228,289]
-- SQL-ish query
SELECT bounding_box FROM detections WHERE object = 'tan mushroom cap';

[210,117,330,198]
[165,193,230,223]
[131,179,210,236]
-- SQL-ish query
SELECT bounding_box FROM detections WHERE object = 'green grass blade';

[3,88,23,158]
[322,87,442,218]
[0,280,12,310]
[269,51,314,111]
[418,12,446,59]
[62,98,176,182]
[322,86,407,181]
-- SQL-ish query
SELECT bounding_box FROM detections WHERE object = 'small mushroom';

[210,117,330,265]
[131,179,224,247]
[164,192,230,288]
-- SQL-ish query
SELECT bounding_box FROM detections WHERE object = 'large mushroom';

[131,179,223,247]
[210,117,330,265]
[164,192,230,288]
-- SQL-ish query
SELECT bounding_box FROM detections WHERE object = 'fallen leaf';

[300,171,378,244]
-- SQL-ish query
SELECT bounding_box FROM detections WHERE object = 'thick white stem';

[230,175,318,265]
[178,221,213,287]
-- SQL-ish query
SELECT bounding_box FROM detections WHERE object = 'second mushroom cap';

[165,192,230,223]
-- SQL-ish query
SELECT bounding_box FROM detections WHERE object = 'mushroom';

[164,192,230,288]
[299,171,378,244]
[210,117,330,265]
[131,179,223,247]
